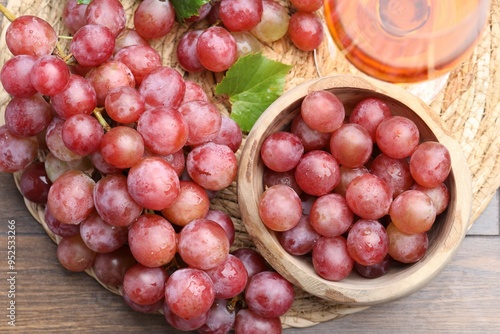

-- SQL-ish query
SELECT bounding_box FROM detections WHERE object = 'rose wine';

[324,0,491,83]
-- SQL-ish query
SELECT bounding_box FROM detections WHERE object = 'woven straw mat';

[0,0,499,329]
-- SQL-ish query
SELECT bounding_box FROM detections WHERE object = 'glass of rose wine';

[323,0,491,83]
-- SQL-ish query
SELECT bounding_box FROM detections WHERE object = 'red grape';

[133,0,176,40]
[100,126,144,169]
[5,15,57,56]
[389,189,437,234]
[260,131,304,172]
[245,271,294,318]
[258,184,302,232]
[300,90,345,133]
[346,219,389,266]
[70,24,115,67]
[196,26,237,72]
[80,212,128,253]
[329,123,373,168]
[309,193,353,237]
[4,94,52,137]
[294,150,340,196]
[375,115,420,159]
[85,0,126,37]
[62,114,104,156]
[345,173,393,220]
[57,234,96,272]
[312,236,353,281]
[219,0,263,32]
[387,222,429,264]
[288,11,324,51]
[409,141,452,188]
[122,263,167,305]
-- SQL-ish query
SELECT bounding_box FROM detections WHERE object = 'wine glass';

[323,0,491,83]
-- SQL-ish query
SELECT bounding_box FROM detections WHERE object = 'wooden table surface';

[0,171,499,334]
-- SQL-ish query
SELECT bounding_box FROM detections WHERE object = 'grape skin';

[80,212,129,253]
[70,24,115,67]
[51,74,97,119]
[196,26,237,73]
[19,161,52,204]
[258,184,302,232]
[219,0,263,32]
[100,126,144,169]
[122,263,167,306]
[92,246,137,287]
[312,236,353,281]
[114,44,162,85]
[0,55,38,97]
[133,0,176,40]
[85,60,135,106]
[0,128,39,173]
[346,219,389,266]
[4,94,53,137]
[5,15,57,56]
[139,66,186,109]
[294,150,340,197]
[288,11,324,52]
[85,0,126,38]
[57,234,96,272]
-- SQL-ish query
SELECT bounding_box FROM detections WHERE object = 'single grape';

[179,100,222,146]
[294,150,340,196]
[411,182,450,215]
[197,299,236,334]
[113,28,149,55]
[177,218,230,270]
[29,55,70,96]
[51,74,97,119]
[177,30,205,73]
[46,170,95,225]
[389,189,437,234]
[46,118,82,162]
[61,114,104,156]
[370,153,414,198]
[260,131,304,172]
[349,97,392,141]
[80,212,128,253]
[387,222,429,264]
[128,214,177,267]
[250,0,290,43]
[334,166,369,197]
[127,157,180,211]
[346,219,389,266]
[62,0,88,35]
[164,267,215,320]
[19,161,51,204]
[0,125,38,173]
[136,106,189,155]
[205,254,248,299]
[244,271,294,318]
[186,142,238,191]
[70,24,115,67]
[114,44,162,85]
[133,0,176,39]
[104,86,146,124]
[99,126,144,169]
[85,59,135,106]
[211,115,243,153]
[345,173,393,220]
[354,255,391,279]
[122,263,167,305]
[219,0,263,32]
[57,234,96,272]
[290,112,330,152]
[44,153,94,183]
[309,193,353,237]
[139,66,186,109]
[290,0,323,12]
[231,31,263,58]
[329,123,373,168]
[44,206,80,238]
[277,214,321,255]
[232,248,268,279]
[163,302,208,331]
[85,0,126,37]
[258,184,302,232]
[4,94,53,137]
[375,115,420,159]
[205,209,236,246]
[181,80,209,104]
[312,236,353,281]
[0,55,37,97]
[300,90,345,133]
[5,15,57,56]
[196,26,237,72]
[234,308,282,334]
[409,141,452,188]
[92,246,137,286]
[288,11,324,51]
[263,168,303,196]
[160,180,210,227]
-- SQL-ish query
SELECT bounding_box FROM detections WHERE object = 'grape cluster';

[259,91,452,281]
[0,0,332,333]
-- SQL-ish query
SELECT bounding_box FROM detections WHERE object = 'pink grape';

[163,302,208,331]
[205,254,248,299]
[294,150,340,196]
[79,212,128,253]
[288,11,324,51]
[62,114,104,156]
[186,142,238,191]
[301,90,345,133]
[46,118,82,162]
[197,299,236,334]
[93,173,143,227]
[232,248,268,279]
[312,236,353,281]
[92,246,137,286]
[389,189,437,234]
[258,184,302,232]
[260,131,304,172]
[387,222,429,264]
[375,115,420,159]
[19,161,52,204]
[370,153,414,198]
[334,166,369,197]
[85,60,135,106]
[211,115,243,153]
[244,271,295,318]
[122,263,167,305]
[139,66,186,109]
[412,182,450,215]
[250,0,290,43]
[4,94,52,137]
[51,74,97,119]
[345,173,393,220]
[290,0,323,12]
[178,100,222,146]
[346,219,389,266]
[113,28,149,55]
[177,218,230,270]
[30,55,71,96]
[44,206,80,238]
[127,157,180,211]
[128,214,177,267]
[0,55,37,97]
[5,15,57,56]
[219,0,263,32]
[181,81,209,104]
[329,123,373,168]
[196,26,237,72]
[133,0,176,39]
[85,0,126,37]
[100,126,144,169]
[349,97,391,140]
[114,44,162,85]
[160,180,210,227]
[164,267,215,320]
[290,112,330,152]
[409,141,452,188]
[231,31,263,58]
[46,170,95,225]
[70,24,115,67]
[177,30,205,73]
[104,86,146,124]
[62,0,88,35]
[277,214,320,256]
[136,107,189,155]
[57,234,96,272]
[205,209,236,246]
[234,308,282,334]
[309,193,353,237]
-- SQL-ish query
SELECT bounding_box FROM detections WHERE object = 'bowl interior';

[238,75,471,305]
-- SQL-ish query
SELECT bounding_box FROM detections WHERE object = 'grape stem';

[92,108,111,132]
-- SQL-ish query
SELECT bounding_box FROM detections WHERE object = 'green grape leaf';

[215,53,293,132]
[171,0,211,22]
[77,0,92,4]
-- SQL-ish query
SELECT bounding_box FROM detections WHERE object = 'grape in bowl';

[238,74,472,306]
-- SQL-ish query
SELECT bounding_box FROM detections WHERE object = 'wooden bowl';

[238,75,472,306]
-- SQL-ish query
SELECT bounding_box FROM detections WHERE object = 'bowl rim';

[237,74,472,305]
